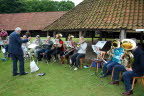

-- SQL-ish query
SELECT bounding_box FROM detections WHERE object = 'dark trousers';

[65,50,74,59]
[113,65,126,81]
[103,61,120,76]
[51,49,64,60]
[11,54,25,75]
[71,53,85,68]
[37,49,49,60]
[122,71,143,91]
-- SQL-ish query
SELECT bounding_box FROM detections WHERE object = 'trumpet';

[75,40,86,49]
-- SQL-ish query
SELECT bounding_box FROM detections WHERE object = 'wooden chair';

[111,67,122,80]
[80,57,86,69]
[132,76,144,89]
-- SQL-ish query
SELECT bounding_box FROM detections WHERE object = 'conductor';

[9,27,31,76]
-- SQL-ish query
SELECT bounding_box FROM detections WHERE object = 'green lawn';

[0,52,144,96]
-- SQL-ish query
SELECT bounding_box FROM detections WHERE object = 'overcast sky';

[53,0,83,5]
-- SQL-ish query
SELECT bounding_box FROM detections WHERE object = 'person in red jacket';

[0,29,8,50]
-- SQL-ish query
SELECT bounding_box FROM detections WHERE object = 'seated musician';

[64,35,75,64]
[3,36,9,58]
[34,35,43,46]
[71,36,87,70]
[37,36,53,61]
[109,46,134,85]
[50,33,64,62]
[29,35,42,57]
[101,40,124,77]
[119,39,144,96]
[22,35,30,58]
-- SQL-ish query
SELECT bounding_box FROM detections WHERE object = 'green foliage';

[0,0,26,13]
[0,0,75,13]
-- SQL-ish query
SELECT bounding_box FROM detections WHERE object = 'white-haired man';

[71,36,87,70]
[9,27,31,76]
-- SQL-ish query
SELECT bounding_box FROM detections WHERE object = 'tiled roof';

[0,11,66,31]
[44,0,144,31]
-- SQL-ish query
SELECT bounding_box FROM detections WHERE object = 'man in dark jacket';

[9,27,31,76]
[122,40,144,96]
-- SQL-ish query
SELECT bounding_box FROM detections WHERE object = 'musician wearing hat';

[64,35,75,64]
[70,36,87,70]
[101,40,124,77]
[37,36,53,61]
[119,39,144,96]
[50,33,64,62]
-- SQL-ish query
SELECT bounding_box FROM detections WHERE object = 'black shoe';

[122,90,133,96]
[13,73,19,76]
[109,81,119,85]
[20,72,28,76]
[38,59,42,61]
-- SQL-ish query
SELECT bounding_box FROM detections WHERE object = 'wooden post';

[92,31,95,44]
[105,33,107,41]
[119,29,126,41]
[83,31,86,37]
[47,31,49,36]
[100,31,102,41]
[53,31,56,38]
[79,31,82,37]
[140,31,143,44]
[92,37,94,44]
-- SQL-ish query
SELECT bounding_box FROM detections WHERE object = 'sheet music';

[52,39,59,44]
[92,45,107,63]
[28,44,38,49]
[92,45,100,54]
[95,41,107,49]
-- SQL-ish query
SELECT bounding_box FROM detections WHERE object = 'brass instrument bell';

[121,39,136,50]
[112,40,120,48]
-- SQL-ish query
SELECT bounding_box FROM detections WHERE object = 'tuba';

[122,51,134,68]
[121,39,136,68]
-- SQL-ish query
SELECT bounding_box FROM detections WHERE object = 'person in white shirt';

[71,36,87,70]
[22,35,30,58]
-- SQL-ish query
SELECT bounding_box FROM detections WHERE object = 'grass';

[0,37,144,96]
[0,53,144,96]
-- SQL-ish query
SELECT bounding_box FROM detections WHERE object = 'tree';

[0,0,75,13]
[58,1,75,11]
[0,0,26,13]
